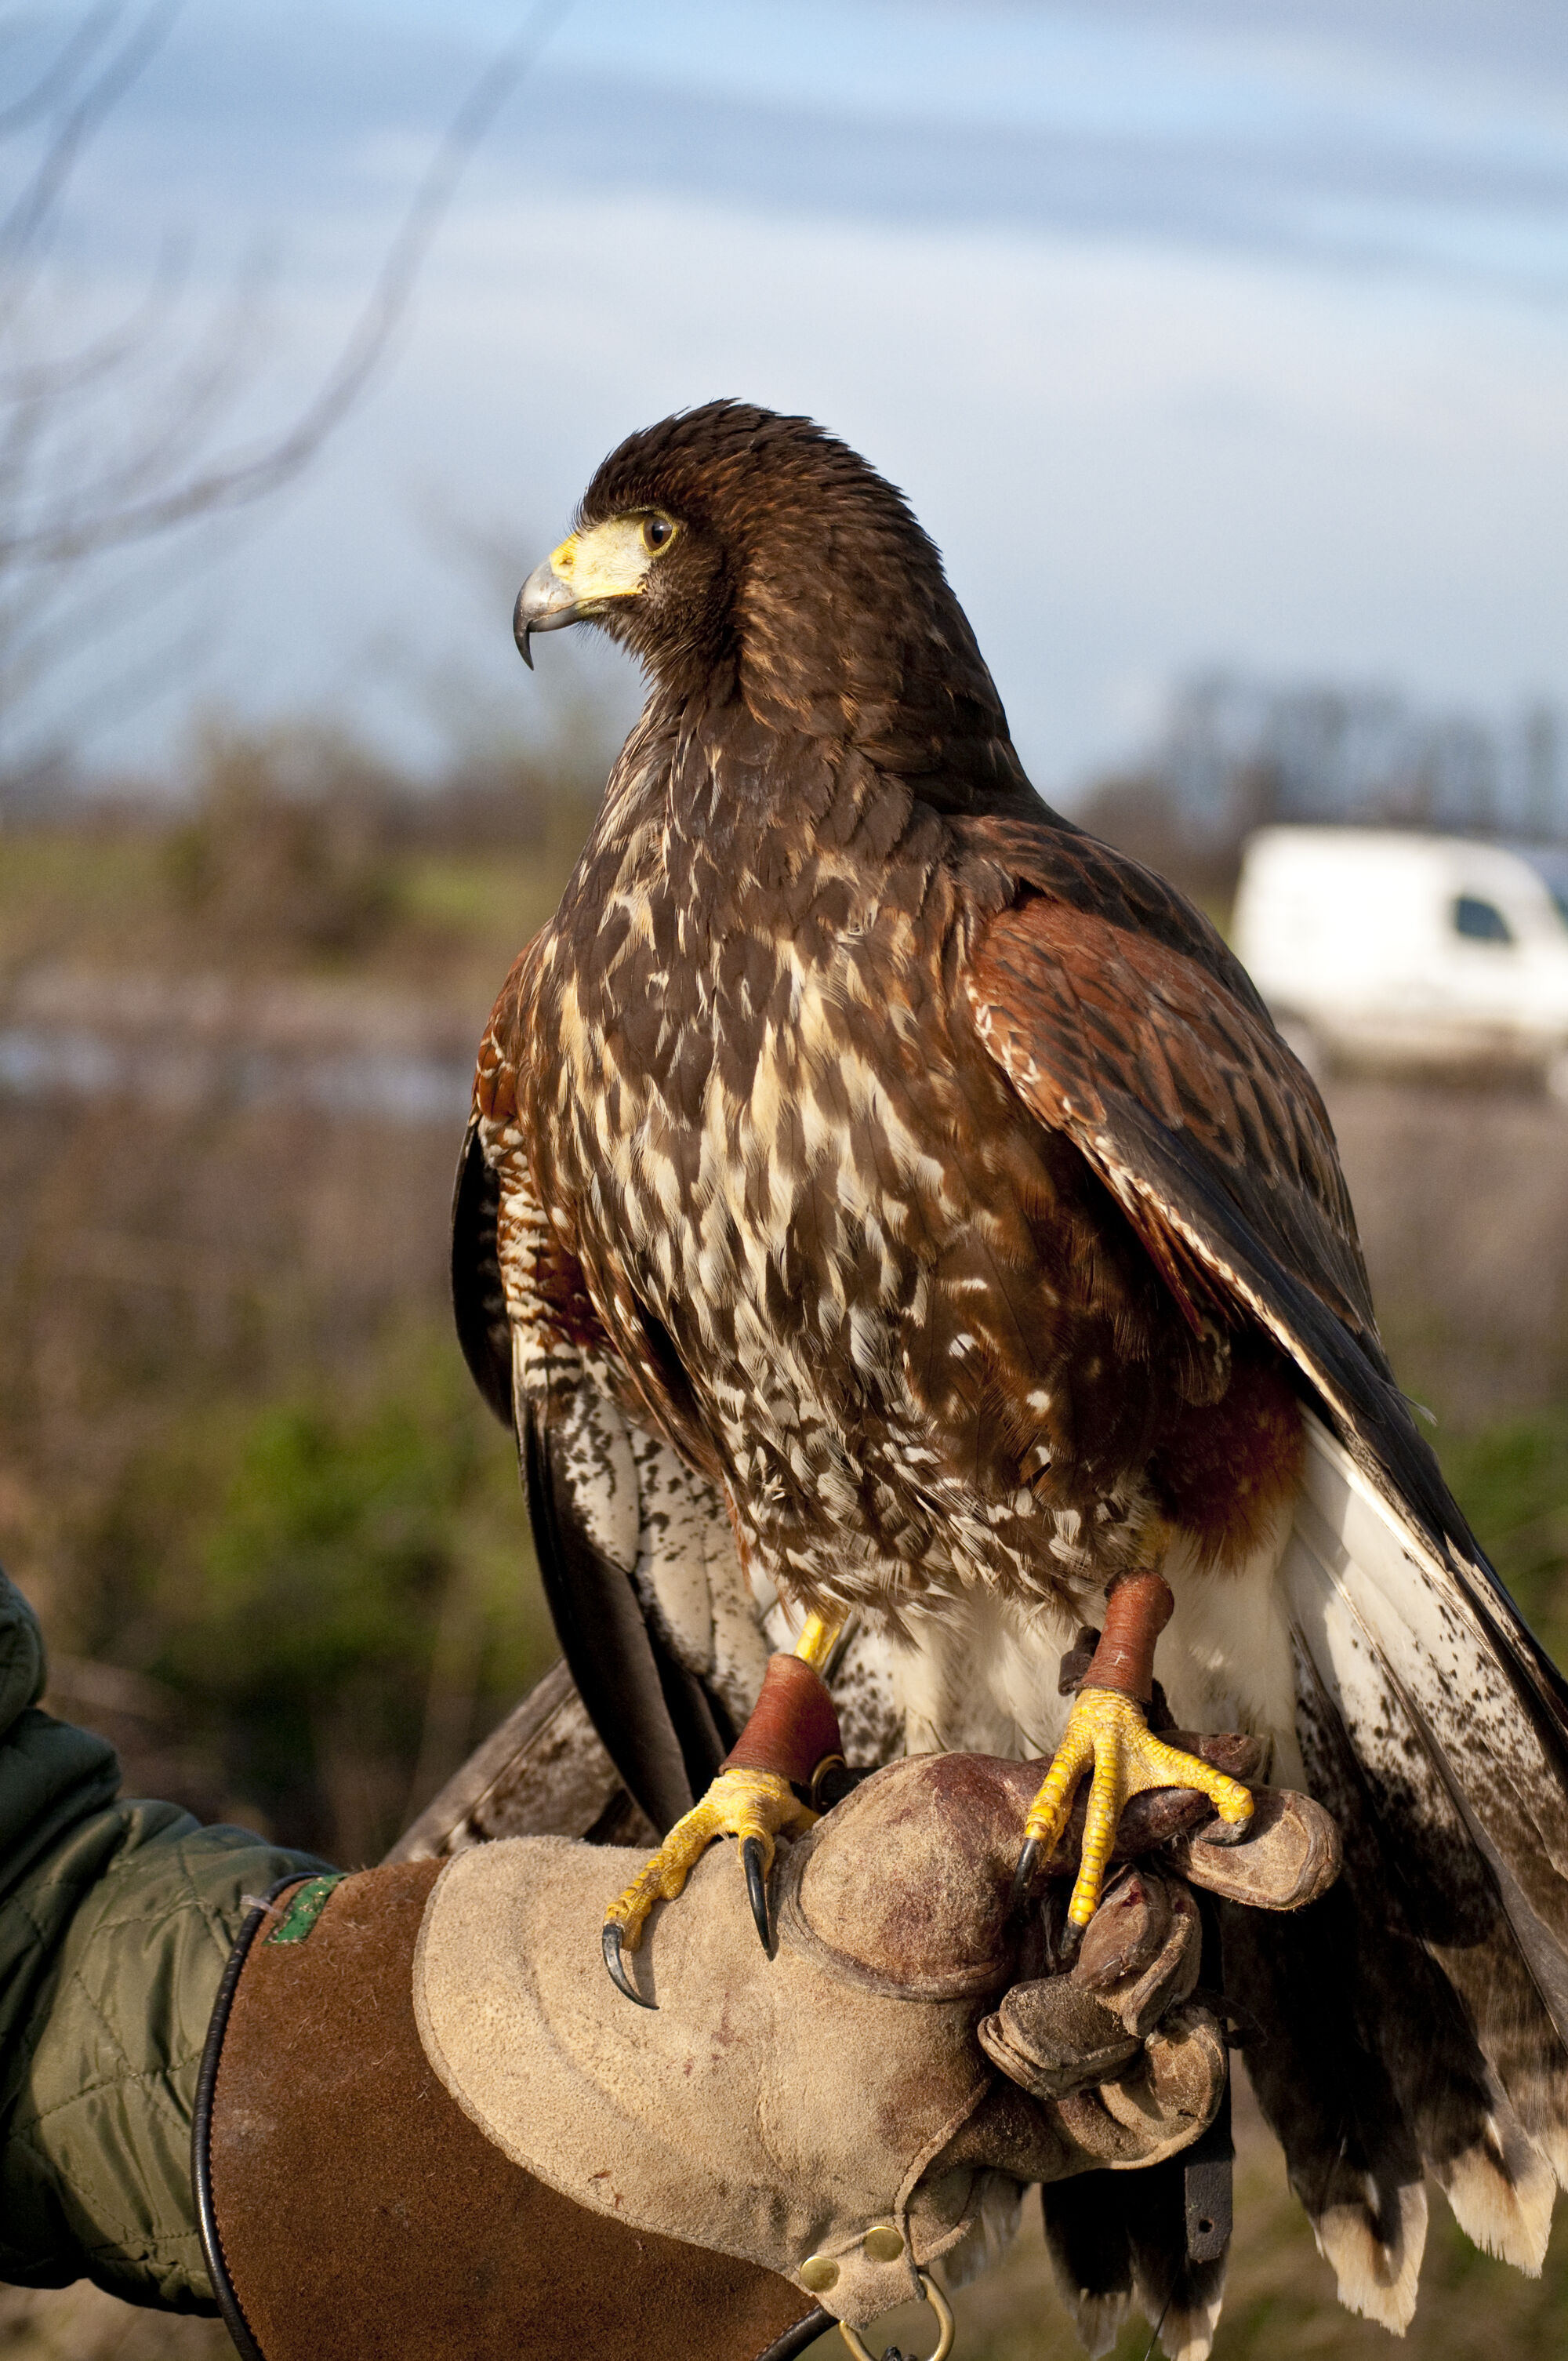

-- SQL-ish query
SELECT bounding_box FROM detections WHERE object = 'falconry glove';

[196,1749,1336,2361]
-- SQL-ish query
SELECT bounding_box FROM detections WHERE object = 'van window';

[1451,895,1514,944]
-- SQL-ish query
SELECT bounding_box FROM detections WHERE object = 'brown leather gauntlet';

[193,1757,1337,2361]
[193,1865,824,2361]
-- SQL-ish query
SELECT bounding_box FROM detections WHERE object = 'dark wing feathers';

[1290,1639,1560,2264]
[965,837,1568,2324]
[452,1117,514,1429]
[964,868,1568,1695]
[1041,2156,1226,2361]
[966,881,1376,1353]
[451,1057,732,1837]
[1219,1889,1430,2319]
[521,1390,724,1834]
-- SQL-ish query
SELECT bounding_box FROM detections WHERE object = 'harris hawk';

[453,401,1568,2352]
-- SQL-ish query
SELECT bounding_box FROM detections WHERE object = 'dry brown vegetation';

[1,742,1566,2356]
[0,722,604,1856]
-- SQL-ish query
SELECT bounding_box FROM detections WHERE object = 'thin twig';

[0,2,128,143]
[0,0,182,302]
[0,0,574,566]
[1138,2296,1173,2361]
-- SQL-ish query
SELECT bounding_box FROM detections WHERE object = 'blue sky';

[20,0,1568,799]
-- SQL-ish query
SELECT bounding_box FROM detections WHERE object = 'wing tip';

[1438,2129,1555,2277]
[1310,2178,1426,2335]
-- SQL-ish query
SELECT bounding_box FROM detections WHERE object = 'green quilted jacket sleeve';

[0,1570,329,2311]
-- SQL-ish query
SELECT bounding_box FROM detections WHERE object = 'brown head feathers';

[571,401,1017,786]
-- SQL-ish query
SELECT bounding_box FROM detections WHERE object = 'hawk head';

[514,401,1006,755]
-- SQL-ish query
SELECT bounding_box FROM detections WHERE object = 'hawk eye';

[641,514,676,554]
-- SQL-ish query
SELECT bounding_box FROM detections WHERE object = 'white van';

[1231,827,1568,1098]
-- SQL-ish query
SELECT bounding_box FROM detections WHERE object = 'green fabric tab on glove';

[267,1873,346,1945]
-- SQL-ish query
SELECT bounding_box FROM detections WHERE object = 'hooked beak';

[514,553,579,670]
[514,515,662,670]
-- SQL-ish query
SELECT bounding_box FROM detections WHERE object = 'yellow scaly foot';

[1017,1687,1254,1931]
[603,1611,847,2004]
[602,1766,818,2005]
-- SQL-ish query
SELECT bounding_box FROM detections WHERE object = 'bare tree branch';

[0,1,128,140]
[0,0,570,786]
[0,0,572,568]
[0,0,182,320]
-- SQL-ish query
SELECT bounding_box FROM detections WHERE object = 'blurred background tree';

[0,0,590,1872]
[0,0,567,801]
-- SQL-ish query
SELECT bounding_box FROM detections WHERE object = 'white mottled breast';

[546,845,1085,1621]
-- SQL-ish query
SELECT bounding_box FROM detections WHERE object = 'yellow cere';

[546,514,662,606]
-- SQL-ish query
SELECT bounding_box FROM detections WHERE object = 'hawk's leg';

[1016,1573,1254,1934]
[603,1614,847,2003]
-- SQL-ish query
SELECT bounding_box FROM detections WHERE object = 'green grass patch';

[83,1322,550,1862]
[1442,1400,1568,1661]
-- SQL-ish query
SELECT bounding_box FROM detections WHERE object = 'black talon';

[743,1836,771,1950]
[603,1922,656,2008]
[1196,1811,1252,1849]
[1010,1836,1043,1916]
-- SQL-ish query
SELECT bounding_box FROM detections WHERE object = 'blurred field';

[1,755,1566,2356]
[0,732,593,1857]
[803,2075,1568,2361]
